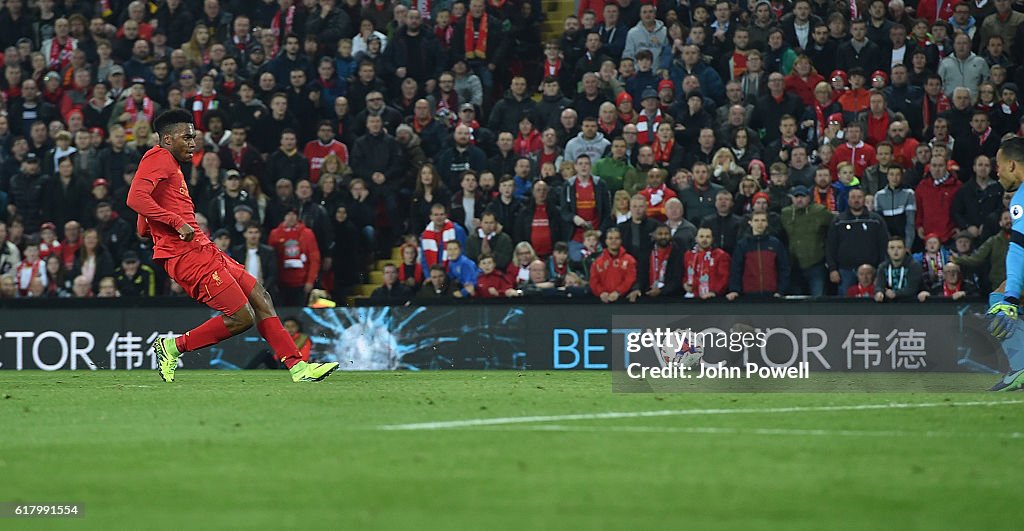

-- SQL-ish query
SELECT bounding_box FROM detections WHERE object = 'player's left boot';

[988,367,1024,392]
[154,337,180,383]
[290,361,340,382]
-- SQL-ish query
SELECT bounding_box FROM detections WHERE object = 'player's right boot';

[154,337,180,383]
[290,361,340,382]
[988,367,1024,392]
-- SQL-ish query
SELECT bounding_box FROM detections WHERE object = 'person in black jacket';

[7,154,46,232]
[617,194,659,261]
[370,264,413,305]
[92,202,132,261]
[264,130,310,193]
[330,204,364,300]
[253,93,301,154]
[304,0,352,55]
[382,9,443,93]
[826,188,889,295]
[488,175,524,233]
[835,19,883,74]
[951,155,1003,239]
[700,190,744,255]
[627,222,683,302]
[40,156,89,233]
[952,111,1001,182]
[295,180,333,258]
[350,114,406,184]
[488,77,536,134]
[750,73,804,143]
[207,169,258,231]
[230,222,279,299]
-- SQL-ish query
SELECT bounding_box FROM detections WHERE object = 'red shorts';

[160,244,256,315]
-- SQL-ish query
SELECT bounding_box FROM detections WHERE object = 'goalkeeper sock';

[176,316,233,353]
[990,292,1024,371]
[256,317,303,369]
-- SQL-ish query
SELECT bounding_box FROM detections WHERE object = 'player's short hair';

[153,109,193,138]
[1000,135,1024,163]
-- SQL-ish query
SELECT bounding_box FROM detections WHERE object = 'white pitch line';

[465,424,1024,439]
[377,399,1024,431]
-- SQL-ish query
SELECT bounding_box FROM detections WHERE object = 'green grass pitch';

[2,371,1023,530]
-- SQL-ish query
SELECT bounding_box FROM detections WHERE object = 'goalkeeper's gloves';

[987,299,1019,340]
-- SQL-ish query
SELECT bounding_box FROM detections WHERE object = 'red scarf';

[649,246,671,289]
[635,109,662,145]
[923,93,951,126]
[943,281,962,298]
[978,126,993,146]
[813,101,828,139]
[848,283,874,298]
[125,96,155,124]
[544,58,561,77]
[191,91,219,130]
[399,262,424,284]
[685,248,718,298]
[465,13,488,59]
[271,6,296,57]
[48,36,74,70]
[435,24,452,47]
[731,50,748,79]
[231,144,248,168]
[652,138,674,164]
[421,220,457,267]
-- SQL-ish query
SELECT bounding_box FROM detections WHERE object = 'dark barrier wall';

[0,301,1005,373]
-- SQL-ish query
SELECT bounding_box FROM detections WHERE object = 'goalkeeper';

[986,136,1024,391]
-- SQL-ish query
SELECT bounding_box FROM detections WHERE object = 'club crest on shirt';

[211,271,222,286]
[1012,205,1023,220]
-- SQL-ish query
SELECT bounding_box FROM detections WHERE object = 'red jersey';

[302,139,349,184]
[476,270,512,297]
[574,179,597,242]
[127,146,212,260]
[846,283,875,298]
[531,203,553,257]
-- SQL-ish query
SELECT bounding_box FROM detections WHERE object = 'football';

[651,329,705,369]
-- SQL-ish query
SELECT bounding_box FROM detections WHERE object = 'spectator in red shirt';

[915,150,961,243]
[560,154,611,261]
[268,209,321,306]
[589,227,637,303]
[846,264,877,297]
[683,226,731,299]
[476,254,515,298]
[303,119,349,184]
[638,167,677,221]
[832,121,877,178]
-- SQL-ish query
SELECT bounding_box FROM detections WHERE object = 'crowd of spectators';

[0,0,1015,306]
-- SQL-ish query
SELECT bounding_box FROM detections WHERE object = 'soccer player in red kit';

[127,109,339,383]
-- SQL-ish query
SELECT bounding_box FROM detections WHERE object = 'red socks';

[257,317,303,369]
[176,316,233,353]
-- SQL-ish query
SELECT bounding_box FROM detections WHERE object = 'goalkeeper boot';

[154,337,180,383]
[988,367,1024,392]
[290,361,340,382]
